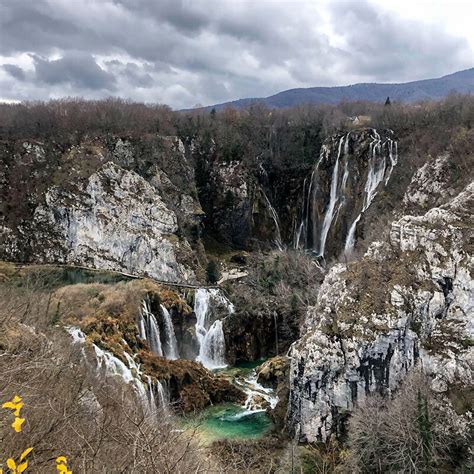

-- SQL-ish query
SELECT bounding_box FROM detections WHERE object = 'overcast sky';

[0,0,473,109]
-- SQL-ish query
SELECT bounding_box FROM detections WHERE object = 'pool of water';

[215,358,266,380]
[183,359,275,443]
[185,403,273,443]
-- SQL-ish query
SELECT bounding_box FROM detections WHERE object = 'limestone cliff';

[0,137,199,282]
[287,180,473,442]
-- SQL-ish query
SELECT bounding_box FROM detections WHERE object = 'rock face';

[287,181,473,442]
[223,308,299,364]
[2,161,195,282]
[195,158,283,249]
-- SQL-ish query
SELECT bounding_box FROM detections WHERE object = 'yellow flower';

[2,396,23,417]
[56,456,72,474]
[12,417,25,433]
[5,448,32,474]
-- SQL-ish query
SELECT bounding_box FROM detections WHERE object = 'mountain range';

[204,67,474,110]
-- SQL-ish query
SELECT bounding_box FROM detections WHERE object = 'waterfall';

[317,136,345,257]
[262,191,283,250]
[273,312,279,355]
[384,138,398,185]
[147,376,168,413]
[194,288,234,369]
[68,327,168,414]
[344,130,392,255]
[160,304,179,360]
[294,149,325,249]
[199,320,226,368]
[294,129,398,257]
[139,298,163,357]
[233,369,279,412]
[138,298,179,360]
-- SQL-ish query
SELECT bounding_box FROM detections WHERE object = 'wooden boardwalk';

[8,262,220,290]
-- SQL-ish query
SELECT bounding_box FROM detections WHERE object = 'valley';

[0,96,472,472]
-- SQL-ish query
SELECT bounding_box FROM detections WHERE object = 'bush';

[342,371,472,473]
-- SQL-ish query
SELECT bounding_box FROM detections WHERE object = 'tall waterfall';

[160,304,179,360]
[194,288,234,369]
[344,132,398,255]
[318,135,345,257]
[262,191,283,250]
[294,129,398,257]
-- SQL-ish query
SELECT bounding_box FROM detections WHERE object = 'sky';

[0,0,473,109]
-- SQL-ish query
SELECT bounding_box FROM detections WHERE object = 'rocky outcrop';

[402,153,464,212]
[196,158,282,248]
[257,356,291,428]
[288,182,473,442]
[2,161,195,282]
[223,308,299,364]
[0,136,203,282]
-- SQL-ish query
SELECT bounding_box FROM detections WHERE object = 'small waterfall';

[146,376,168,413]
[384,138,398,185]
[160,304,179,360]
[294,150,325,250]
[68,327,168,414]
[262,191,283,250]
[199,320,226,369]
[194,288,234,369]
[139,298,163,357]
[273,312,279,355]
[234,370,279,412]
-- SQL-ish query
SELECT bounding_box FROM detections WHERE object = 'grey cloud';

[105,60,154,88]
[2,64,26,80]
[0,0,472,108]
[328,0,472,82]
[115,0,210,34]
[32,53,117,90]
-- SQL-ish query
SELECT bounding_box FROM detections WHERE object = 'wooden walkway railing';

[8,262,220,290]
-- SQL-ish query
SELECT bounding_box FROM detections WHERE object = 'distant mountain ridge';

[201,67,474,110]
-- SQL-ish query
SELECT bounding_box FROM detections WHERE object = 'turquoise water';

[187,403,273,443]
[215,358,266,380]
[185,359,274,442]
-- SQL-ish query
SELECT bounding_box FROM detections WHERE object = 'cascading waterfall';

[294,149,324,250]
[295,129,398,257]
[194,288,234,369]
[262,191,283,250]
[137,298,180,360]
[200,320,226,368]
[160,304,179,360]
[68,327,168,414]
[139,298,163,357]
[344,130,394,255]
[317,135,345,257]
[147,376,169,413]
[232,370,279,412]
